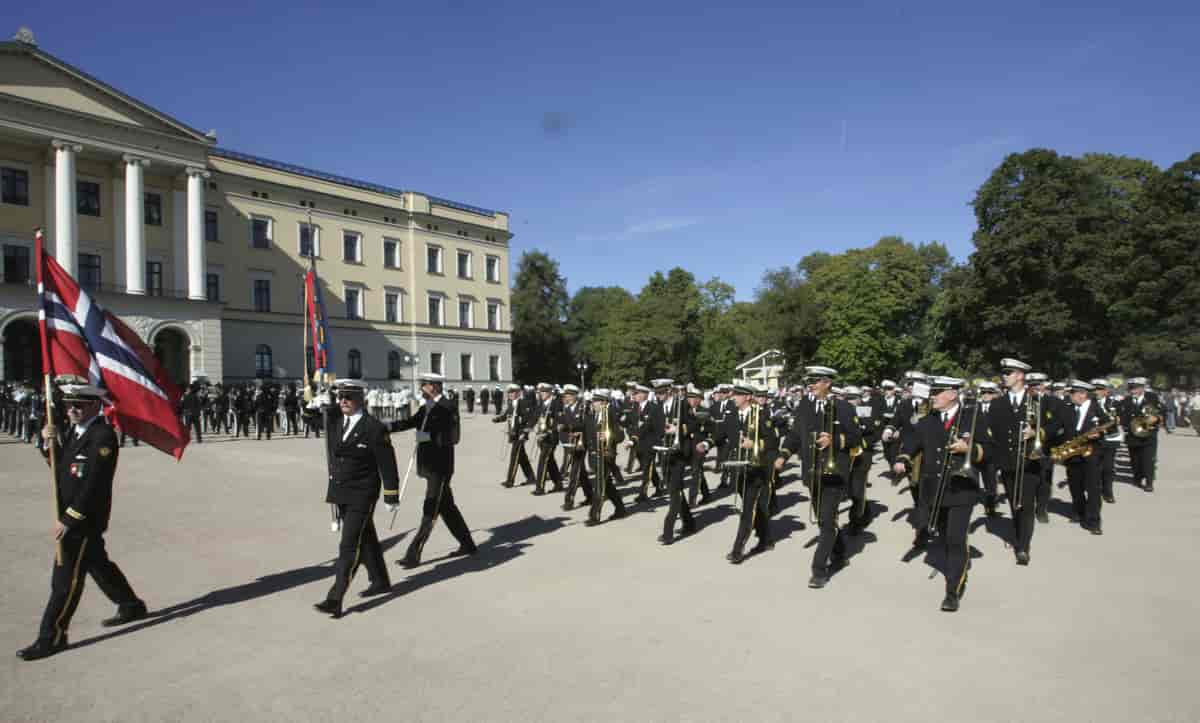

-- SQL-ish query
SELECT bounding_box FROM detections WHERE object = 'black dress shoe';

[750,540,775,555]
[449,543,478,557]
[561,501,575,511]
[1090,524,1103,536]
[829,556,848,573]
[808,574,828,589]
[16,637,68,661]
[1015,551,1031,566]
[728,550,745,564]
[358,583,391,598]
[1145,484,1154,493]
[532,489,545,496]
[658,534,674,545]
[585,516,601,527]
[1103,495,1115,504]
[501,481,514,488]
[941,594,960,612]
[399,555,421,569]
[1036,510,1050,524]
[313,600,342,618]
[102,601,148,627]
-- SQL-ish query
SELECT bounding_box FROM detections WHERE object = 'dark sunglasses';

[336,393,362,401]
[64,400,95,409]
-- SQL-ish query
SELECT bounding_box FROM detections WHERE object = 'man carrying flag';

[17,229,187,661]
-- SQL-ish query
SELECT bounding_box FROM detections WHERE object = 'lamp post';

[403,352,420,415]
[576,360,589,390]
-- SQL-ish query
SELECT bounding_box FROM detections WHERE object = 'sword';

[389,454,416,530]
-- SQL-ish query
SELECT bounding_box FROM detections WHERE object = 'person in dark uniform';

[557,385,593,510]
[1119,377,1162,492]
[844,386,880,535]
[659,382,701,544]
[479,384,490,415]
[894,371,929,515]
[893,376,994,612]
[493,384,535,487]
[621,382,641,475]
[709,384,736,488]
[284,383,300,435]
[17,380,148,660]
[703,382,779,564]
[491,386,503,415]
[182,382,203,443]
[530,383,564,495]
[313,379,398,618]
[464,386,476,414]
[1061,380,1111,534]
[777,367,862,587]
[1027,373,1065,523]
[975,381,1002,516]
[583,389,627,525]
[1090,378,1121,503]
[686,385,713,506]
[631,382,665,501]
[991,359,1064,565]
[878,380,901,467]
[389,373,476,567]
[254,383,274,440]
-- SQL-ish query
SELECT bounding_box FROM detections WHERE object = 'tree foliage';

[511,250,572,382]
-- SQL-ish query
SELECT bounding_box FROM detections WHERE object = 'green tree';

[510,250,571,382]
[564,285,634,375]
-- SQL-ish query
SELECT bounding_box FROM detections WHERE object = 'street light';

[576,360,589,389]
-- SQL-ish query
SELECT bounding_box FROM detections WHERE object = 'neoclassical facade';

[0,30,513,387]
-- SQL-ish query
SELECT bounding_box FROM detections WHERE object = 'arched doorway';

[2,318,42,382]
[153,328,190,387]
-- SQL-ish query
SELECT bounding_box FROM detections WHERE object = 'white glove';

[386,503,400,513]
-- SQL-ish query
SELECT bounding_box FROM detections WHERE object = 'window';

[78,253,101,291]
[204,209,219,242]
[345,287,361,320]
[299,222,319,257]
[251,216,272,248]
[487,302,501,331]
[255,344,273,378]
[3,245,30,284]
[343,231,361,263]
[427,295,443,326]
[430,352,443,376]
[145,261,163,296]
[457,250,472,279]
[253,279,271,312]
[388,351,401,379]
[460,353,473,381]
[1,167,29,205]
[348,349,362,379]
[426,245,442,274]
[489,355,501,382]
[144,192,162,226]
[383,239,400,269]
[385,292,399,323]
[458,299,472,329]
[205,272,220,302]
[77,181,101,216]
[486,255,500,283]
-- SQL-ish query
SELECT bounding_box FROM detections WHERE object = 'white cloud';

[576,217,702,243]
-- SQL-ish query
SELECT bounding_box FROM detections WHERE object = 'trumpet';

[1131,404,1161,438]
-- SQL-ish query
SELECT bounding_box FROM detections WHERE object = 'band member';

[584,389,628,525]
[493,384,535,487]
[479,384,490,414]
[254,382,274,440]
[389,373,476,567]
[895,371,929,513]
[878,380,901,466]
[464,386,476,414]
[660,383,700,544]
[18,380,148,660]
[991,359,1064,565]
[491,386,503,416]
[701,382,779,564]
[686,385,713,506]
[313,380,398,618]
[892,377,993,612]
[530,383,563,495]
[710,384,737,487]
[557,384,593,510]
[621,382,641,475]
[630,383,665,501]
[1090,378,1120,503]
[1027,372,1063,523]
[777,367,862,588]
[844,386,880,535]
[975,381,1001,516]
[1119,377,1161,492]
[1061,380,1110,534]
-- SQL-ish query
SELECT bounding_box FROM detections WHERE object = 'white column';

[52,140,81,276]
[185,167,210,300]
[123,155,149,294]
[172,189,187,293]
[43,160,55,254]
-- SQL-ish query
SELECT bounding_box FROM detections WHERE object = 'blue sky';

[9,1,1197,299]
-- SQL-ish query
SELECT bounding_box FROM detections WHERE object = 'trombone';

[927,404,979,534]
[809,400,836,523]
[596,404,611,504]
[724,403,762,513]
[1013,392,1043,511]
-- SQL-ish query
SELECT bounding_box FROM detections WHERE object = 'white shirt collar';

[74,414,101,437]
[342,410,364,438]
[942,403,960,420]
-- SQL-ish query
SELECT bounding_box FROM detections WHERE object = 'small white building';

[735,349,785,390]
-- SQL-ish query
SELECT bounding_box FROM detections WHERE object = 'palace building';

[0,28,513,387]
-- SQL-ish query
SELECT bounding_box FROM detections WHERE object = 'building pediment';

[0,39,212,146]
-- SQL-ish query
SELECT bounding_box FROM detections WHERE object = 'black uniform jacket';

[45,418,120,534]
[391,398,457,480]
[632,399,665,454]
[493,396,535,442]
[988,390,1064,476]
[780,397,862,483]
[325,411,400,506]
[1119,391,1162,448]
[705,404,780,470]
[899,404,995,508]
[1061,400,1112,463]
[557,399,586,447]
[584,405,625,459]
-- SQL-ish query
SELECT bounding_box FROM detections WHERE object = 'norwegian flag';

[35,229,189,459]
[304,254,333,382]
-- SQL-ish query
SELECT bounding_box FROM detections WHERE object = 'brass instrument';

[1131,404,1161,438]
[725,403,763,512]
[809,399,836,523]
[596,404,611,502]
[1051,420,1116,464]
[1013,392,1044,511]
[927,404,980,533]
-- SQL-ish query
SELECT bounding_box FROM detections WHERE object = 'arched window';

[255,344,273,378]
[348,348,362,379]
[387,350,401,379]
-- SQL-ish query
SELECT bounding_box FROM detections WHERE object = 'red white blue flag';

[35,229,189,459]
[304,255,333,382]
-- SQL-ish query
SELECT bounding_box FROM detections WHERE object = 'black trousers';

[421,476,474,547]
[256,412,272,440]
[882,438,899,467]
[236,414,250,437]
[326,502,388,603]
[534,443,562,492]
[38,531,141,644]
[980,462,999,510]
[1001,468,1040,553]
[1066,457,1102,527]
[1037,464,1053,512]
[186,414,203,443]
[286,411,299,435]
[663,457,695,538]
[506,441,534,485]
[1129,443,1157,485]
[848,452,872,529]
[689,450,711,505]
[589,455,626,521]
[563,451,593,505]
[638,449,661,497]
[1097,443,1116,498]
[812,479,846,575]
[731,471,771,554]
[937,503,973,597]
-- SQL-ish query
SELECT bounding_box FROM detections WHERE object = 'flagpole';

[305,211,340,532]
[33,227,63,566]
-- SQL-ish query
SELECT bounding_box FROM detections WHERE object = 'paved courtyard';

[2,412,1198,722]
